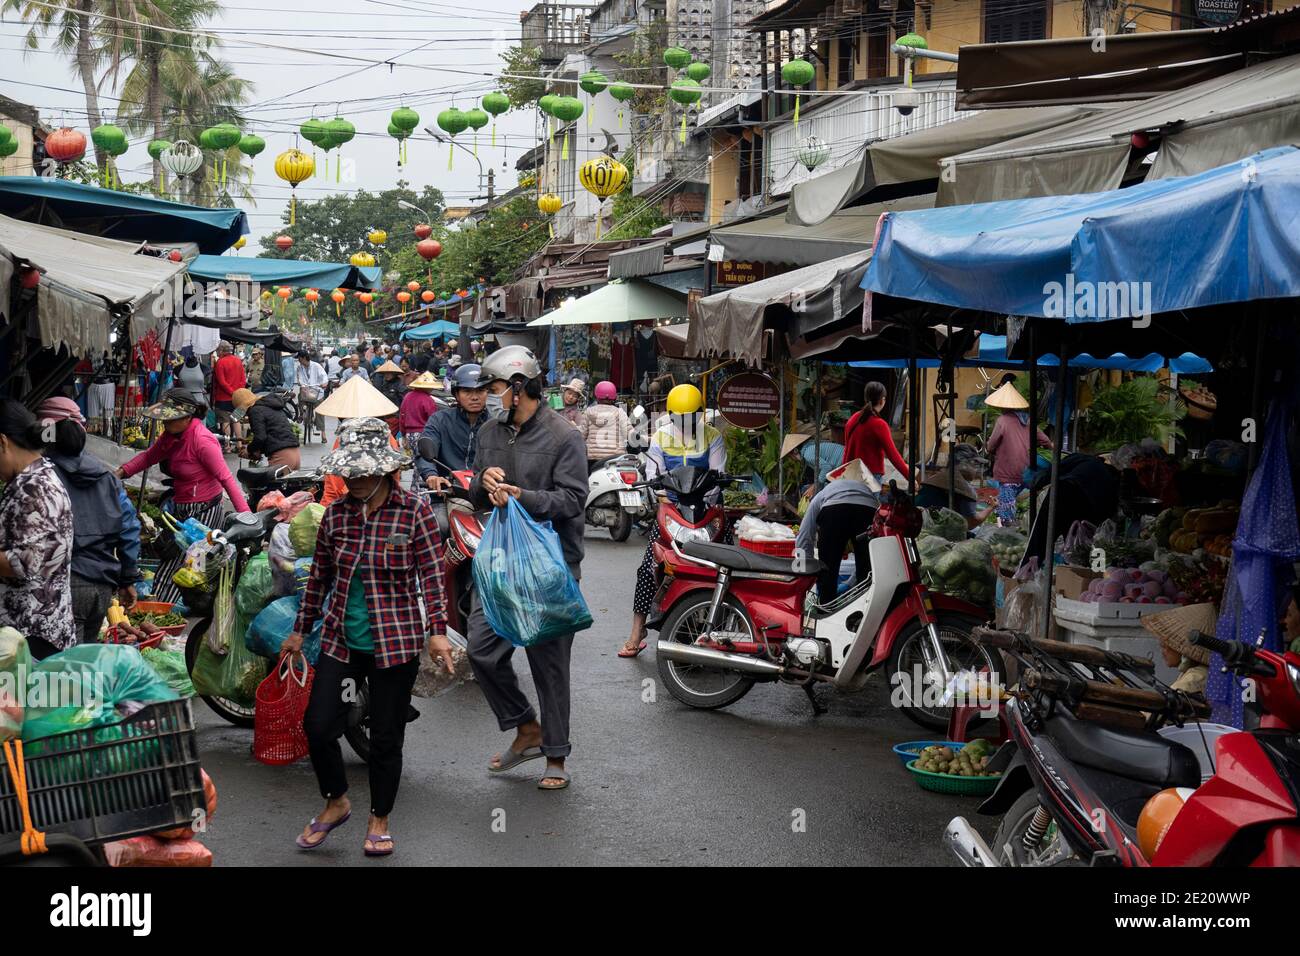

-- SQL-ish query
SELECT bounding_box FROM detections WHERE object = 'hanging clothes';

[634,326,658,383]
[610,325,635,391]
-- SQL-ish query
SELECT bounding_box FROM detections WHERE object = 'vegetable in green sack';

[920,507,968,543]
[289,503,325,557]
[140,646,196,697]
[189,609,266,706]
[234,552,276,617]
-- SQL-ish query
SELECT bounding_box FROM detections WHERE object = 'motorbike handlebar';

[1024,668,1211,719]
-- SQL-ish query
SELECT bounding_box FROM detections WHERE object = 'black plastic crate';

[0,698,204,846]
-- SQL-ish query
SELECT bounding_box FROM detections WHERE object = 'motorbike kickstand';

[801,679,827,716]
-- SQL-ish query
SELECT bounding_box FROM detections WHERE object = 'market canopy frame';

[528,279,687,327]
[187,255,381,291]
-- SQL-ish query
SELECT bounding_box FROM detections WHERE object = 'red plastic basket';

[738,537,796,557]
[253,653,314,766]
[102,627,164,650]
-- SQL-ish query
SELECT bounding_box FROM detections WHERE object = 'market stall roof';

[955,5,1300,110]
[863,146,1300,323]
[0,213,184,355]
[528,279,686,327]
[400,319,461,340]
[712,195,933,265]
[939,53,1300,205]
[187,254,381,290]
[787,107,1092,226]
[691,251,872,364]
[847,334,1212,372]
[0,177,248,254]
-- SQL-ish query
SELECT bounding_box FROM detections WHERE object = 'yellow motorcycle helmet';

[665,383,703,415]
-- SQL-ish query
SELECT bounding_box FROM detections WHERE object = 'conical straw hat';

[1139,602,1218,665]
[375,360,403,374]
[984,381,1029,410]
[315,376,398,419]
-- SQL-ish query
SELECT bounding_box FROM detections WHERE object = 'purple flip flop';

[364,833,394,857]
[295,810,351,850]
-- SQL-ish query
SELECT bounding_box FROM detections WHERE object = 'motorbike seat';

[237,465,283,488]
[222,509,276,546]
[1046,712,1201,790]
[682,540,823,576]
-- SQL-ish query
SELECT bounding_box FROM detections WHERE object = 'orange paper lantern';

[330,288,345,316]
[304,288,319,315]
[407,280,420,293]
[421,290,435,303]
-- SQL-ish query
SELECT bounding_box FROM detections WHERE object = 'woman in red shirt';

[841,381,915,483]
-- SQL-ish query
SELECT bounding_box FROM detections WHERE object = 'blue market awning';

[187,255,380,290]
[862,146,1300,321]
[848,335,1212,372]
[401,320,461,341]
[0,177,247,254]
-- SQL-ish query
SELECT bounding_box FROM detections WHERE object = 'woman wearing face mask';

[116,389,250,602]
[284,417,454,857]
[0,399,76,659]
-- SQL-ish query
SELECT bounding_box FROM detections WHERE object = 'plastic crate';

[0,699,205,847]
[738,538,795,557]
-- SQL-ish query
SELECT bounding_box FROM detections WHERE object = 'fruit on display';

[1080,567,1185,605]
[914,739,999,776]
[985,529,1027,568]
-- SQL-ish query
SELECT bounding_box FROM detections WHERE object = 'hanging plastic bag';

[253,652,314,765]
[269,523,298,596]
[472,498,593,647]
[206,563,237,654]
[257,490,288,514]
[277,491,315,523]
[190,594,269,708]
[0,627,31,741]
[412,631,471,698]
[234,553,276,618]
[289,503,325,556]
[246,594,322,664]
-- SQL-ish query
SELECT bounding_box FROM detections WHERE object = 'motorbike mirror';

[632,404,645,418]
[416,437,438,462]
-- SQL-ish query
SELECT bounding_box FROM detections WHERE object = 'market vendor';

[1023,453,1120,568]
[796,460,879,605]
[287,417,454,858]
[1141,603,1216,697]
[116,389,251,603]
[914,470,994,530]
[984,380,1053,527]
[0,399,76,659]
[232,387,300,471]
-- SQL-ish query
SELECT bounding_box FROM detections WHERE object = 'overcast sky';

[0,0,544,244]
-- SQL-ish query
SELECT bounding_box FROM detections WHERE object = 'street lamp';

[397,198,429,219]
[423,127,484,181]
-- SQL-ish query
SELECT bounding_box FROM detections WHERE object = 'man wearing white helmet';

[467,345,587,791]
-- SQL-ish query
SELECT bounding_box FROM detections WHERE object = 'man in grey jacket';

[469,346,587,790]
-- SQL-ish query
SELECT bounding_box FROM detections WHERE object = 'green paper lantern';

[609,82,635,103]
[551,96,583,123]
[895,32,928,49]
[669,78,702,106]
[91,123,127,152]
[326,117,355,146]
[465,108,489,131]
[663,46,691,70]
[0,127,12,147]
[197,128,217,150]
[0,139,17,159]
[391,106,419,132]
[107,138,128,157]
[301,117,326,145]
[482,91,510,116]
[208,123,241,150]
[685,62,711,82]
[437,108,469,136]
[538,93,559,116]
[579,70,608,96]
[147,139,171,160]
[388,122,406,139]
[781,58,815,87]
[238,134,265,157]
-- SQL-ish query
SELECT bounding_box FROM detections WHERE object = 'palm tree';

[3,0,160,171]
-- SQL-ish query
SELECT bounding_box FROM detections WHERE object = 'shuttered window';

[983,0,1048,43]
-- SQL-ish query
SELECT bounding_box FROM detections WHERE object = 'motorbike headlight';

[666,517,712,545]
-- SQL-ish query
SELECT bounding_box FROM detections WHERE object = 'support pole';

[1041,333,1070,643]
[907,325,918,496]
[1247,312,1266,476]
[1027,324,1038,531]
[814,362,823,489]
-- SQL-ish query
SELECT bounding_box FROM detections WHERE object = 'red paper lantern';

[275,234,294,251]
[168,250,183,263]
[1131,131,1150,150]
[421,290,435,303]
[45,127,87,164]
[406,280,420,293]
[414,223,433,240]
[417,239,442,261]
[18,267,40,290]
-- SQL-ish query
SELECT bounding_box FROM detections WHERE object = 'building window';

[983,0,1048,43]
[837,35,855,86]
[866,24,889,79]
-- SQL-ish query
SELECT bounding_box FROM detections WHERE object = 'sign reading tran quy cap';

[716,372,780,430]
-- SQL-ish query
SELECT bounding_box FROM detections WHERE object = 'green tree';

[611,22,669,116]
[498,45,546,110]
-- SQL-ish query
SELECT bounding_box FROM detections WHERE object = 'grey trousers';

[467,592,575,759]
[70,575,113,647]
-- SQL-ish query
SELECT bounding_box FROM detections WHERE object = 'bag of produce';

[21,645,178,742]
[412,632,472,699]
[289,503,325,557]
[139,646,196,697]
[0,626,31,741]
[256,490,287,514]
[277,490,315,523]
[190,612,268,707]
[246,595,322,665]
[234,553,276,617]
[919,507,967,543]
[268,523,297,595]
[472,498,593,647]
[103,834,212,868]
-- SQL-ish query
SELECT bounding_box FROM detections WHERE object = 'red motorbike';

[648,470,1002,730]
[420,469,479,640]
[946,627,1300,867]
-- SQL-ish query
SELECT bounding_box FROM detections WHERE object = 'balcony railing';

[766,81,964,196]
[521,3,599,63]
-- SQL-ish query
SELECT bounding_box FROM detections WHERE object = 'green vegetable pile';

[914,739,998,777]
[921,507,968,543]
[129,610,186,628]
[985,529,1026,568]
[723,489,758,509]
[918,536,996,608]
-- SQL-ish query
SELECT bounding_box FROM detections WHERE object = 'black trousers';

[815,502,877,604]
[303,651,419,818]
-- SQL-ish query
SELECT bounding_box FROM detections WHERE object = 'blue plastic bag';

[471,498,592,647]
[245,594,322,665]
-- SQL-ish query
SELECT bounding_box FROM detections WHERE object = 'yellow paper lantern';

[367,229,387,245]
[232,236,247,250]
[350,251,376,268]
[274,148,314,225]
[537,192,563,215]
[579,156,628,199]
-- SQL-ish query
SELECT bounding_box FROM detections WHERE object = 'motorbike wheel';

[610,508,633,542]
[184,619,256,728]
[885,612,1005,732]
[343,678,370,764]
[656,593,756,710]
[991,791,1081,866]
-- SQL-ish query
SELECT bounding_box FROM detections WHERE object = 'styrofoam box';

[1054,595,1173,624]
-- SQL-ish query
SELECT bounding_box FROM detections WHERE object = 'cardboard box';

[1053,566,1102,602]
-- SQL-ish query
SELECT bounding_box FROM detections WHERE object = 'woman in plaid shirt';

[286,417,455,857]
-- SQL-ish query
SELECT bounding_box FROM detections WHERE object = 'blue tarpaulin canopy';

[0,177,248,254]
[848,335,1212,372]
[400,319,461,340]
[862,147,1300,321]
[187,255,380,290]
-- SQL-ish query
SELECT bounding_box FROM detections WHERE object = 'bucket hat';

[320,417,411,478]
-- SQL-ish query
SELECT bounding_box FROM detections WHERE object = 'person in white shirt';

[325,351,343,377]
[339,354,370,385]
[293,351,328,402]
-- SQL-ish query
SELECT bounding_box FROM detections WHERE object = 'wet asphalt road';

[197,429,994,866]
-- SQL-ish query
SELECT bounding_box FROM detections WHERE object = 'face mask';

[485,391,509,423]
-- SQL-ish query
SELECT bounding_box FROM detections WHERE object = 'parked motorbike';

[945,626,1300,867]
[586,455,645,542]
[651,476,1001,729]
[236,462,323,507]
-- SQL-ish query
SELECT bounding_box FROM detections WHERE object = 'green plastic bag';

[21,644,178,742]
[189,608,267,706]
[289,503,325,557]
[234,552,275,617]
[140,646,196,697]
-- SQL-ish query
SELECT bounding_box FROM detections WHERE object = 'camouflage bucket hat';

[321,416,411,478]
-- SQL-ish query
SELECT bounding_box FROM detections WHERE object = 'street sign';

[1196,0,1241,24]
[716,372,781,430]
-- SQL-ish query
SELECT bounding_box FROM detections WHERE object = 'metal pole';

[1027,324,1038,531]
[907,326,918,496]
[136,314,175,510]
[1041,333,1070,642]
[946,336,956,511]
[814,362,823,489]
[1247,313,1266,476]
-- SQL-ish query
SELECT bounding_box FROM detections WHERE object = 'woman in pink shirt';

[983,380,1052,527]
[398,372,439,452]
[117,389,250,602]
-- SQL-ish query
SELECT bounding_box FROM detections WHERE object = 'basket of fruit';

[892,740,962,767]
[906,740,1001,795]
